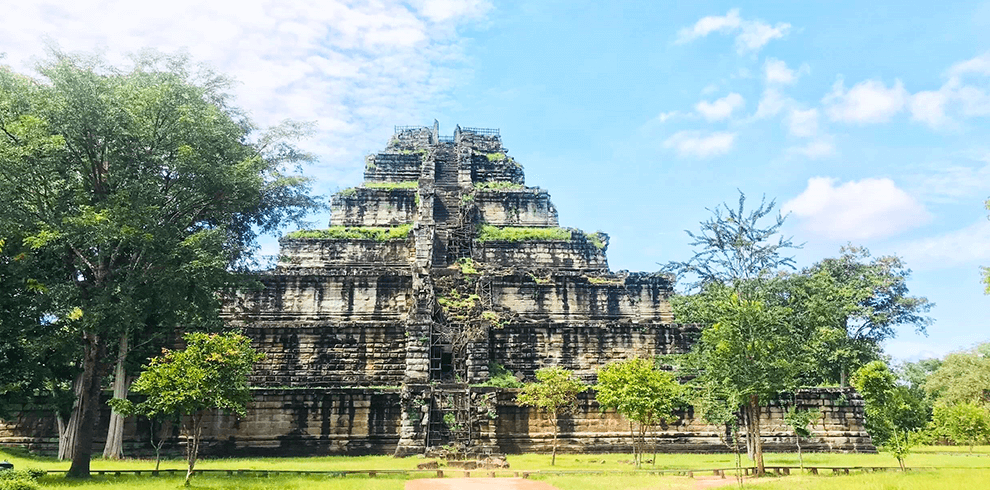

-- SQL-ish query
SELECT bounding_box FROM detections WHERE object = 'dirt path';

[692,475,779,489]
[405,477,559,490]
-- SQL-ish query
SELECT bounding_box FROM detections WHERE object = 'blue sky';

[4,1,989,361]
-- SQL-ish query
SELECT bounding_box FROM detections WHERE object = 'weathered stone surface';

[474,189,558,227]
[330,188,418,226]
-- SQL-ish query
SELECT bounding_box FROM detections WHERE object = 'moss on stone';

[285,224,412,241]
[476,225,571,242]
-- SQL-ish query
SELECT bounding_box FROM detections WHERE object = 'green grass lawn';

[2,447,989,489]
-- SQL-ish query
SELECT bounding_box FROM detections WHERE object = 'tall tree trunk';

[749,395,765,477]
[840,365,848,388]
[103,334,129,460]
[67,333,107,478]
[744,405,756,461]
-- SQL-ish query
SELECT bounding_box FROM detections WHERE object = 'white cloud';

[823,78,909,123]
[908,159,990,203]
[695,93,745,121]
[663,131,736,158]
[764,58,796,84]
[786,140,835,159]
[0,0,492,193]
[783,177,931,240]
[948,52,990,78]
[900,219,990,269]
[676,9,791,54]
[785,108,819,137]
[754,88,791,119]
[909,88,952,127]
[655,111,682,123]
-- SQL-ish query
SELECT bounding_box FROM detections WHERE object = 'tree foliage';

[852,361,923,470]
[595,358,683,467]
[784,405,820,470]
[516,367,586,466]
[110,332,262,486]
[924,343,990,407]
[662,191,798,290]
[932,402,990,452]
[0,50,319,476]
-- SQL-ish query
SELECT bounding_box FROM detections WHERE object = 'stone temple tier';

[0,122,875,457]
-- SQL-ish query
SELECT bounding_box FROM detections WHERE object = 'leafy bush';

[476,225,571,242]
[364,181,418,190]
[0,479,39,490]
[485,152,507,162]
[285,225,412,241]
[0,469,43,490]
[477,363,524,388]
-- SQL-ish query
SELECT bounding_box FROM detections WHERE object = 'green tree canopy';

[111,331,262,486]
[932,402,990,452]
[0,50,319,477]
[595,357,683,467]
[852,360,926,470]
[924,343,990,407]
[516,367,587,466]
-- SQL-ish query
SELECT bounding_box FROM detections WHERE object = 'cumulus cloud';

[764,58,796,84]
[900,219,990,269]
[695,93,745,121]
[783,177,931,240]
[948,52,990,78]
[786,140,835,159]
[786,108,819,137]
[676,9,791,54]
[823,78,909,123]
[1,0,492,190]
[663,131,736,158]
[754,88,791,119]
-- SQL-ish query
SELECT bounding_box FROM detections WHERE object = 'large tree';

[802,246,932,386]
[665,192,807,476]
[0,51,318,477]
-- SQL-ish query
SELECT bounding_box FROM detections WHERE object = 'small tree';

[595,358,683,467]
[110,332,262,486]
[933,402,990,452]
[784,405,820,471]
[516,367,587,466]
[852,361,917,470]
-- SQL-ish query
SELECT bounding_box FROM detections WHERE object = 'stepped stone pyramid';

[1,122,874,457]
[221,122,873,456]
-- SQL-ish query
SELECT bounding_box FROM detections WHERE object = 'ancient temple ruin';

[1,122,875,456]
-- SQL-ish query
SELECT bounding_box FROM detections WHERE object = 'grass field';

[1,447,989,489]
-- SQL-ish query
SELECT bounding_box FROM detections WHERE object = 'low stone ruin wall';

[277,238,414,269]
[364,153,423,182]
[0,387,873,457]
[490,322,699,383]
[495,388,875,454]
[330,188,418,227]
[474,241,607,272]
[0,389,402,457]
[474,189,558,227]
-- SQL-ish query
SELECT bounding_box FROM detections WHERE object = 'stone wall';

[487,275,673,322]
[277,239,414,269]
[330,188,418,226]
[474,189,558,227]
[474,241,607,272]
[230,272,412,322]
[0,389,402,457]
[495,388,875,454]
[247,324,408,387]
[490,323,698,383]
[471,155,525,185]
[364,153,423,182]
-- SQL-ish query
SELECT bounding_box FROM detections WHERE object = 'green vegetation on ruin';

[285,225,412,241]
[476,225,571,242]
[364,181,419,190]
[485,152,508,162]
[473,181,525,191]
[584,231,607,250]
